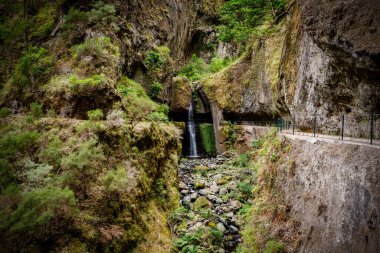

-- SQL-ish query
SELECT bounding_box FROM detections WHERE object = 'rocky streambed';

[170,155,255,253]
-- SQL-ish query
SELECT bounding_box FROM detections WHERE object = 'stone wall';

[278,135,380,252]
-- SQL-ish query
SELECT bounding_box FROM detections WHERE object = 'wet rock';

[229,225,239,234]
[181,189,189,194]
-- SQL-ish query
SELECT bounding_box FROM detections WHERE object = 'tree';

[219,0,285,44]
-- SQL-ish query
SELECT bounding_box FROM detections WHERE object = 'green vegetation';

[0,1,61,48]
[178,55,233,82]
[0,108,11,118]
[199,123,216,156]
[118,77,170,129]
[61,138,104,171]
[12,46,53,87]
[30,102,44,119]
[149,82,163,99]
[144,46,173,99]
[103,166,129,193]
[233,153,250,167]
[263,240,284,253]
[69,74,107,91]
[71,36,116,62]
[62,1,118,36]
[2,187,77,235]
[223,121,240,148]
[236,130,293,252]
[178,55,206,81]
[219,0,286,44]
[87,109,104,121]
[174,229,203,253]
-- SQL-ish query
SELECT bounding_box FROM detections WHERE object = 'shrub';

[125,93,156,131]
[89,1,117,25]
[62,8,89,36]
[0,131,40,159]
[12,46,53,87]
[199,124,216,156]
[103,166,129,193]
[24,162,53,188]
[0,159,16,192]
[237,182,253,197]
[145,50,164,72]
[233,153,250,167]
[0,107,11,118]
[174,230,203,250]
[157,104,169,115]
[69,74,107,92]
[208,57,232,73]
[34,6,56,37]
[209,228,224,245]
[39,137,63,166]
[87,109,104,121]
[61,138,105,171]
[149,82,162,99]
[219,0,285,44]
[30,102,44,119]
[62,2,118,36]
[223,121,238,148]
[263,240,284,253]
[146,112,169,122]
[4,187,77,235]
[106,109,125,128]
[178,55,206,81]
[118,77,148,97]
[71,36,113,61]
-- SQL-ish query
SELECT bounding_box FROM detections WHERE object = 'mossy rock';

[199,123,216,156]
[217,176,233,185]
[207,221,217,228]
[193,196,212,210]
[194,165,209,172]
[263,240,284,253]
[194,181,206,189]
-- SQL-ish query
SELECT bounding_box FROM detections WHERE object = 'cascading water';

[187,100,198,157]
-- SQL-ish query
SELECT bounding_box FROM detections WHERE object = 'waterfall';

[188,101,198,157]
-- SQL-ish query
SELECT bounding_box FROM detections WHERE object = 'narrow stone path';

[170,155,254,253]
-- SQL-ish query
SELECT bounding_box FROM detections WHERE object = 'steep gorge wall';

[200,0,380,153]
[278,136,380,252]
[277,0,380,135]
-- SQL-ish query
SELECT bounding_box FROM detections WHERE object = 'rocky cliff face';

[278,136,380,253]
[277,0,380,134]
[200,0,379,151]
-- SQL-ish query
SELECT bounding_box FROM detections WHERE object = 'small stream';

[172,156,244,253]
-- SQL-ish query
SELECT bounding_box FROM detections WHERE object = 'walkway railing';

[277,113,379,145]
